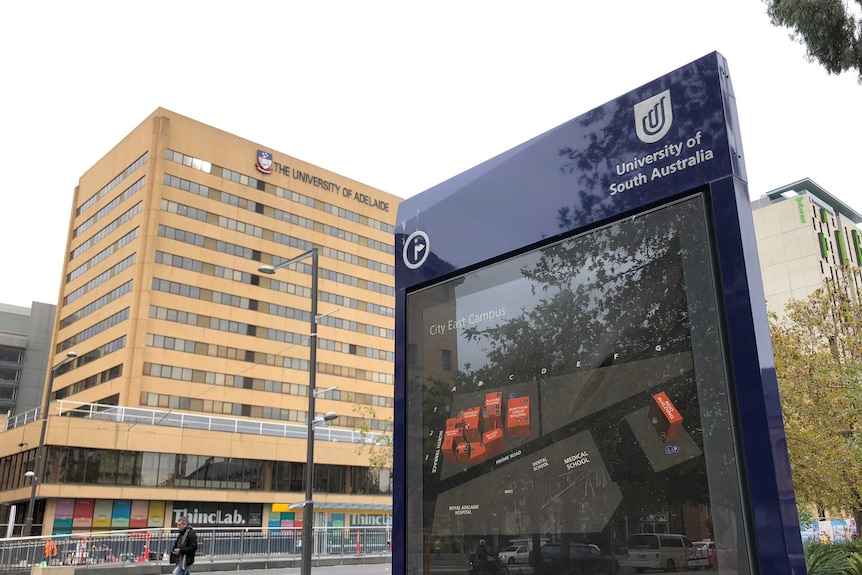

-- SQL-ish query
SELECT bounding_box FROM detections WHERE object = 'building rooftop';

[757,178,862,224]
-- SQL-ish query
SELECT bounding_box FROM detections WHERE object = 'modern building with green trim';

[752,178,862,314]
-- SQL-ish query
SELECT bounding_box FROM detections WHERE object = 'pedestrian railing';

[5,401,386,445]
[0,526,391,572]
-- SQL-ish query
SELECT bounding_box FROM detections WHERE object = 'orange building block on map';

[483,392,503,429]
[442,426,465,463]
[460,407,482,442]
[648,391,683,443]
[468,441,487,463]
[507,396,531,438]
[482,427,506,456]
[454,442,471,462]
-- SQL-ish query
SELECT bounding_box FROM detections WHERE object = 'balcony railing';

[5,401,384,445]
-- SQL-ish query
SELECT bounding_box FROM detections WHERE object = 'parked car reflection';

[498,545,530,565]
[539,542,616,575]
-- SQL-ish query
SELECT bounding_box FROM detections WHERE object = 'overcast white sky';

[1,1,859,309]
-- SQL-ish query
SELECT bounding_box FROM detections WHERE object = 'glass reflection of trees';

[419,197,729,562]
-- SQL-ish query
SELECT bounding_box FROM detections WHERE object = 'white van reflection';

[624,533,708,573]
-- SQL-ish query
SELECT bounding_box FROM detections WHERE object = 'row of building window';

[139,391,389,432]
[46,355,389,424]
[166,149,394,234]
[145,331,392,384]
[317,312,393,339]
[60,280,133,329]
[158,222,395,298]
[148,303,393,361]
[144,362,392,409]
[154,250,203,274]
[316,361,394,385]
[146,332,308,371]
[70,201,141,261]
[153,276,295,319]
[162,166,395,255]
[76,152,148,217]
[54,364,123,400]
[146,361,304,393]
[322,245,394,275]
[322,291,394,318]
[153,262,395,321]
[57,308,130,353]
[161,197,212,226]
[64,254,136,305]
[272,229,314,257]
[274,205,313,231]
[270,257,394,297]
[56,336,126,377]
[159,224,205,249]
[67,228,138,283]
[161,189,395,279]
[156,265,399,370]
[0,367,20,383]
[156,237,395,315]
[74,176,145,238]
[153,272,386,340]
[0,347,23,365]
[317,336,394,362]
[2,446,385,495]
[321,266,395,297]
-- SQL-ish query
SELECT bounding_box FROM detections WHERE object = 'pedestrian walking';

[171,516,198,575]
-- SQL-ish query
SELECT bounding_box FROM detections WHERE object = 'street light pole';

[23,351,77,537]
[259,248,319,575]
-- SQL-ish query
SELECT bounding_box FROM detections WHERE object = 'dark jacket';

[477,543,489,563]
[173,525,198,568]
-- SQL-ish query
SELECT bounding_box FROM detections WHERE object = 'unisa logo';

[634,90,673,144]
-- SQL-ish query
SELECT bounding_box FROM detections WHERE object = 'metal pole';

[301,248,319,575]
[259,249,326,575]
[23,352,75,537]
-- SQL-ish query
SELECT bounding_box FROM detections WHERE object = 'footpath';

[21,554,390,575]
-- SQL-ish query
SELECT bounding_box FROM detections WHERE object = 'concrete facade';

[752,178,862,315]
[0,302,56,416]
[0,109,400,535]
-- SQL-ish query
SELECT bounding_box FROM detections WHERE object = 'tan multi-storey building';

[0,109,400,535]
[752,178,862,315]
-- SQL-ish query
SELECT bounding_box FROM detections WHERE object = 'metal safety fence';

[0,526,391,571]
[6,401,385,445]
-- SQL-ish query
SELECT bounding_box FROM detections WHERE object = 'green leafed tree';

[763,0,862,82]
[351,400,394,474]
[770,276,862,532]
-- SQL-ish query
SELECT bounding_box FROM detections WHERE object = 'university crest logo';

[255,150,273,174]
[634,90,673,144]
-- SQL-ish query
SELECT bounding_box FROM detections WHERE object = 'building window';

[441,349,453,371]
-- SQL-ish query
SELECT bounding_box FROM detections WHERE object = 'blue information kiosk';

[393,53,805,575]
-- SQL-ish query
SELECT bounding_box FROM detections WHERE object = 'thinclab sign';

[172,502,263,527]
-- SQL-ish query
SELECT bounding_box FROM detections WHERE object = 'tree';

[769,276,862,532]
[764,0,862,83]
[351,401,393,480]
[417,196,722,539]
